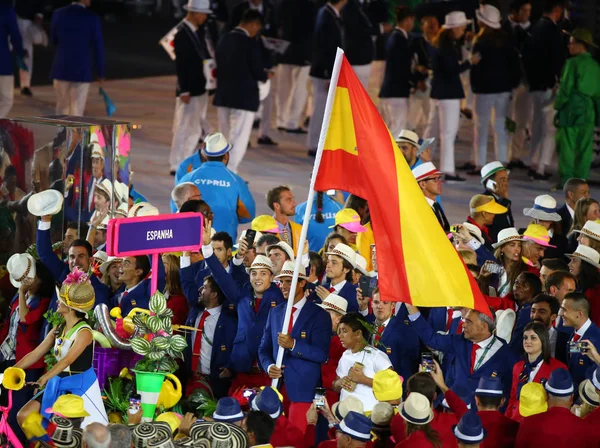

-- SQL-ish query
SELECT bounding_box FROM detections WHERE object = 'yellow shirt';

[356,222,375,271]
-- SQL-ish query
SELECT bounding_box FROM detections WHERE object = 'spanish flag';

[314,50,489,315]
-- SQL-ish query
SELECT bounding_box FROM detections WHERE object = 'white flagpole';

[271,48,345,388]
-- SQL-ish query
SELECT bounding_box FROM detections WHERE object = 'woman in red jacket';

[162,253,189,326]
[505,321,567,422]
[567,244,600,325]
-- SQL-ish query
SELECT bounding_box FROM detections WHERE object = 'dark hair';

[212,231,233,251]
[476,26,509,47]
[134,255,151,281]
[4,164,16,178]
[203,274,226,305]
[66,221,89,238]
[523,321,551,363]
[545,271,576,293]
[179,199,209,214]
[493,245,528,294]
[344,195,369,224]
[543,0,565,14]
[256,234,280,250]
[309,251,325,278]
[477,395,503,408]
[541,258,569,272]
[266,186,291,211]
[339,312,371,342]
[406,422,441,448]
[240,8,263,25]
[244,411,274,445]
[315,192,324,224]
[206,154,227,163]
[70,239,93,257]
[531,294,561,315]
[320,233,348,263]
[510,0,531,12]
[35,261,55,299]
[395,5,414,23]
[518,272,543,299]
[563,178,587,198]
[577,261,600,291]
[406,373,437,404]
[326,255,354,283]
[564,292,591,316]
[433,28,459,49]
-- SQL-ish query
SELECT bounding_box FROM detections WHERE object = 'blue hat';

[475,376,504,397]
[334,411,372,442]
[417,137,435,156]
[442,383,473,409]
[545,368,574,397]
[212,397,244,423]
[251,387,283,419]
[592,367,600,391]
[453,411,487,444]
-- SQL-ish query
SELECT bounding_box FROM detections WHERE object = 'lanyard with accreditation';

[473,336,496,372]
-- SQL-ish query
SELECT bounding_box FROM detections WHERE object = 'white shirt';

[574,319,592,341]
[193,305,222,375]
[395,26,408,39]
[472,334,504,370]
[371,317,390,344]
[336,346,392,411]
[330,279,346,293]
[425,197,435,208]
[120,281,143,305]
[567,203,575,219]
[529,359,543,382]
[88,177,100,210]
[549,326,558,358]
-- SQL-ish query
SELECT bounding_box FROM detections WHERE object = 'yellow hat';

[519,383,548,417]
[469,195,508,215]
[45,394,90,418]
[2,367,26,391]
[251,215,280,234]
[329,208,367,233]
[156,412,182,433]
[373,370,403,402]
[523,223,557,248]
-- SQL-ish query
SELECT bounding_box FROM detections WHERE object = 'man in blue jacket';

[559,292,600,391]
[184,274,237,398]
[0,3,24,118]
[227,255,285,393]
[259,260,331,432]
[406,303,516,401]
[214,9,268,173]
[50,0,105,115]
[177,133,255,240]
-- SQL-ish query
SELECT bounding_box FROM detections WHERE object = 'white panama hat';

[27,189,64,216]
[7,253,36,288]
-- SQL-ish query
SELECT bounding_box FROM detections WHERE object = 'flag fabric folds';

[314,52,489,315]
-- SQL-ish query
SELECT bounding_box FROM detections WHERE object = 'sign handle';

[151,253,159,295]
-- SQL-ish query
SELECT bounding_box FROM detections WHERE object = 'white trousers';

[259,73,277,138]
[277,64,310,129]
[307,77,329,150]
[528,89,556,174]
[352,64,372,91]
[379,97,409,138]
[170,93,209,170]
[0,76,13,118]
[510,83,532,161]
[17,17,34,88]
[53,80,90,116]
[473,92,511,166]
[409,84,431,131]
[424,99,461,174]
[217,107,255,173]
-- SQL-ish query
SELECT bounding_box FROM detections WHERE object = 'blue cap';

[212,397,244,423]
[475,376,504,397]
[453,411,487,444]
[334,411,372,442]
[251,387,283,419]
[545,368,574,397]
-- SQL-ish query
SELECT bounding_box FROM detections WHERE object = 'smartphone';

[485,179,497,192]
[314,387,326,408]
[245,229,257,247]
[483,262,504,275]
[129,394,141,413]
[420,353,435,373]
[359,275,377,298]
[569,341,588,354]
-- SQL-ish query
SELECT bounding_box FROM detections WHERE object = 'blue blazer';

[109,258,166,314]
[411,315,516,399]
[325,281,358,313]
[508,302,532,358]
[180,260,209,308]
[50,3,105,82]
[566,321,600,389]
[309,4,343,79]
[379,29,412,98]
[377,307,420,384]
[229,283,285,373]
[0,5,24,76]
[184,304,238,397]
[258,300,332,402]
[37,227,110,308]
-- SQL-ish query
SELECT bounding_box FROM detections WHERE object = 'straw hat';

[476,4,501,29]
[567,244,600,269]
[189,422,249,448]
[592,366,600,391]
[173,437,195,448]
[522,224,556,248]
[329,208,367,233]
[133,423,158,448]
[354,254,369,276]
[147,435,175,448]
[519,383,548,417]
[371,402,394,429]
[331,395,364,421]
[373,370,403,402]
[480,161,508,184]
[129,202,159,217]
[275,260,308,280]
[398,392,434,425]
[251,215,280,234]
[395,130,420,147]
[27,189,64,216]
[248,255,275,274]
[58,268,96,315]
[462,222,485,244]
[523,195,562,222]
[266,241,295,261]
[99,256,123,275]
[325,242,357,268]
[155,412,182,433]
[573,220,600,242]
[48,416,82,448]
[492,228,524,249]
[318,293,348,315]
[202,132,231,157]
[95,179,114,200]
[579,379,600,407]
[495,309,516,343]
[412,162,442,182]
[115,202,129,218]
[93,250,108,263]
[183,0,213,14]
[7,253,36,288]
[115,181,129,205]
[442,11,472,29]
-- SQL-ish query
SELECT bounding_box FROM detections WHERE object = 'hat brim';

[275,271,308,280]
[335,221,368,233]
[523,235,557,248]
[333,423,372,442]
[183,5,213,13]
[563,29,599,48]
[452,425,487,444]
[395,137,419,147]
[318,303,347,315]
[9,254,37,288]
[442,19,472,29]
[523,208,562,222]
[201,142,231,157]
[397,401,434,425]
[479,202,508,215]
[475,10,500,28]
[480,166,509,183]
[573,228,600,242]
[45,406,90,418]
[27,189,64,217]
[324,251,356,269]
[566,253,600,269]
[492,236,525,249]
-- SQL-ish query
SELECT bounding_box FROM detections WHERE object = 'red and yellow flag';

[314,53,489,314]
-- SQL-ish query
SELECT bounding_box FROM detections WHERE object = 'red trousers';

[228,371,271,395]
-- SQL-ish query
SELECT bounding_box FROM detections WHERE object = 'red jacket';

[584,405,600,442]
[0,294,50,370]
[505,357,567,422]
[166,293,189,326]
[395,430,440,448]
[444,390,519,448]
[391,410,457,448]
[322,334,344,405]
[271,415,304,447]
[585,284,600,327]
[515,407,590,447]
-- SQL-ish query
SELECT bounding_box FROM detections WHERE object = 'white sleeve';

[336,354,348,378]
[38,221,51,231]
[201,244,214,259]
[180,256,191,269]
[375,351,393,372]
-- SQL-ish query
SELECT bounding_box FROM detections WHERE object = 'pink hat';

[329,208,367,233]
[522,224,556,248]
